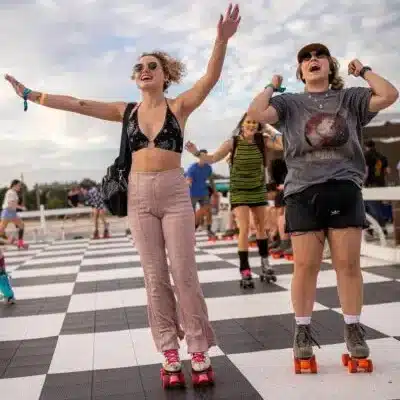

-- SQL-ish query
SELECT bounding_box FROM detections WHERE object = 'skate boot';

[92,230,99,239]
[160,349,185,389]
[239,268,254,288]
[259,256,276,283]
[103,224,110,239]
[341,323,373,373]
[270,239,290,259]
[207,229,218,242]
[248,233,257,248]
[17,239,29,249]
[293,324,320,374]
[191,352,214,386]
[268,236,280,251]
[283,243,293,261]
[0,269,15,305]
[222,229,237,240]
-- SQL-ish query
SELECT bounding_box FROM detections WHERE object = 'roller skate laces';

[293,324,320,374]
[342,323,373,373]
[240,269,254,288]
[160,349,185,389]
[191,352,214,386]
[260,257,276,283]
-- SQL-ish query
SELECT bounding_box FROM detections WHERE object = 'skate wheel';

[341,353,350,366]
[271,253,282,259]
[271,275,277,282]
[260,275,265,282]
[344,355,373,373]
[192,367,214,386]
[284,255,294,261]
[294,355,317,374]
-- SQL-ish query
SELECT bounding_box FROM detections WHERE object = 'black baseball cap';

[297,43,331,63]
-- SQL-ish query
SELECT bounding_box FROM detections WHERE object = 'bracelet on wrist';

[265,83,286,93]
[360,66,372,79]
[22,88,32,112]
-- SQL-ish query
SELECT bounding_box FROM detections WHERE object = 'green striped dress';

[230,137,267,208]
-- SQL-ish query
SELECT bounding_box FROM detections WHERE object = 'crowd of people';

[3,2,399,388]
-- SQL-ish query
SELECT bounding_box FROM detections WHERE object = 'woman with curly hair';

[248,43,398,372]
[5,4,241,387]
[185,113,283,288]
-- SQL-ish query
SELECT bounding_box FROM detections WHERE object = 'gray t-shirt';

[269,87,378,198]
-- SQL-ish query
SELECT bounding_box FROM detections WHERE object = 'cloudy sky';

[0,0,399,188]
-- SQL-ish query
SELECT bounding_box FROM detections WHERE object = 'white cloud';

[0,0,399,187]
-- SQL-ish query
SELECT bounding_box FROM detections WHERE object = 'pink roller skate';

[92,230,99,239]
[191,352,214,386]
[17,239,29,249]
[160,349,185,389]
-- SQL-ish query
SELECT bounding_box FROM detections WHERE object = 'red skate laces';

[164,349,179,363]
[192,352,206,363]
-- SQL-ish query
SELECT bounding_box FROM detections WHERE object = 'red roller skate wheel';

[160,369,185,389]
[293,355,318,374]
[341,354,373,373]
[192,367,214,386]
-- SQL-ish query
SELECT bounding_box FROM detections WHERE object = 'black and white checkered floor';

[0,230,399,400]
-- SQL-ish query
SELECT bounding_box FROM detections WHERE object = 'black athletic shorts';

[274,190,285,207]
[284,179,368,233]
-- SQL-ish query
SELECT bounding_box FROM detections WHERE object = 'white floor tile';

[93,330,137,370]
[87,242,136,251]
[68,292,97,313]
[39,248,86,257]
[77,267,143,283]
[228,337,400,400]
[46,243,88,251]
[275,270,391,290]
[129,327,224,366]
[196,240,238,248]
[333,302,400,337]
[49,333,94,374]
[14,282,74,300]
[0,375,46,400]
[194,268,242,283]
[0,314,65,341]
[84,247,137,257]
[81,254,141,266]
[206,246,258,255]
[325,256,393,269]
[225,256,293,268]
[195,254,223,263]
[206,291,327,321]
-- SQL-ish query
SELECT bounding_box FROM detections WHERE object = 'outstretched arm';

[185,139,233,164]
[5,74,126,122]
[177,4,241,118]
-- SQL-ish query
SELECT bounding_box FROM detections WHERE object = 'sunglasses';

[133,61,159,73]
[299,49,330,63]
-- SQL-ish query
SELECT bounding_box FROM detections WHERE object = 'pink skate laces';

[164,349,179,364]
[192,352,206,363]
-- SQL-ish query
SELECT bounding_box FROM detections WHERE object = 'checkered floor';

[0,230,399,400]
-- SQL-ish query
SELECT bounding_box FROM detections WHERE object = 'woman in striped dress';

[185,112,283,287]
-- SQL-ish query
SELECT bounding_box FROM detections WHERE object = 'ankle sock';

[343,314,360,324]
[295,316,311,325]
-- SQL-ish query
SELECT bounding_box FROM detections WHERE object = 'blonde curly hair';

[296,56,344,90]
[132,51,186,91]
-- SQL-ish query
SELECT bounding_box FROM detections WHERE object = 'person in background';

[186,150,216,238]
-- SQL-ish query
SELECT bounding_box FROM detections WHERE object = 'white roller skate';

[191,352,214,386]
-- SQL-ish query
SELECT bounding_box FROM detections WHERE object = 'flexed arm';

[4,74,126,122]
[185,139,233,164]
[177,4,241,118]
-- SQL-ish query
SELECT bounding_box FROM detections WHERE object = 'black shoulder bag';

[101,102,137,217]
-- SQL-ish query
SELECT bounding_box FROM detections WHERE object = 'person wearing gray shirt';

[248,42,398,373]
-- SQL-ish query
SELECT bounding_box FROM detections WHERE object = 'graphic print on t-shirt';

[303,112,350,162]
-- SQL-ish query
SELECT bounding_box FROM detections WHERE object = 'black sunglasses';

[133,61,158,73]
[299,49,330,63]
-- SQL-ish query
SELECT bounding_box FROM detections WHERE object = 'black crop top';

[127,101,183,153]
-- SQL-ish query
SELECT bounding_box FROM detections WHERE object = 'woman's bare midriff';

[131,148,182,172]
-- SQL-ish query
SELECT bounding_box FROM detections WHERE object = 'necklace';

[307,90,330,110]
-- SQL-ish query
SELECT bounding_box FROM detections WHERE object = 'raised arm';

[263,124,283,151]
[347,60,399,112]
[247,75,284,124]
[185,139,233,164]
[5,74,126,122]
[176,4,241,119]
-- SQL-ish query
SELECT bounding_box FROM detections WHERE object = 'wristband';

[22,88,32,112]
[265,83,286,93]
[194,151,201,157]
[360,66,372,79]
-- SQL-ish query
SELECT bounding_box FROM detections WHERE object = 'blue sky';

[0,0,399,187]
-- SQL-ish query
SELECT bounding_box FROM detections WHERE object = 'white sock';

[343,314,360,324]
[295,316,311,325]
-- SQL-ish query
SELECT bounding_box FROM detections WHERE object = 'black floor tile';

[40,371,92,400]
[83,251,137,259]
[0,297,70,318]
[363,264,400,280]
[200,279,286,299]
[79,262,141,273]
[61,311,95,335]
[73,277,145,295]
[17,260,79,270]
[196,261,241,271]
[140,355,263,400]
[316,280,400,308]
[11,274,77,287]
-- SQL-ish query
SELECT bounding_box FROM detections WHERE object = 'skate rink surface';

[0,229,399,400]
